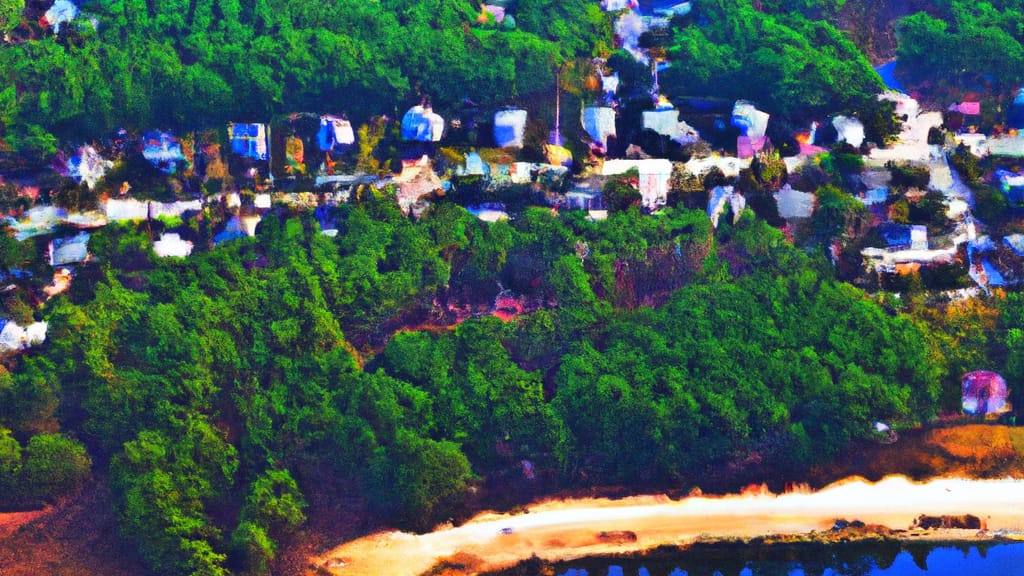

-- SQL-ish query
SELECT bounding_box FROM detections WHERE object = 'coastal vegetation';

[0,197,1002,575]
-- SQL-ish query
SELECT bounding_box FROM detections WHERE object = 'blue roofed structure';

[230,123,269,160]
[1004,234,1024,256]
[878,223,912,249]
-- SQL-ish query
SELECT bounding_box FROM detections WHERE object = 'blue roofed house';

[49,232,91,266]
[494,108,528,149]
[401,104,444,142]
[877,224,928,251]
[229,123,269,160]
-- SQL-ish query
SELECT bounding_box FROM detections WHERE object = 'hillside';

[3,1,1024,576]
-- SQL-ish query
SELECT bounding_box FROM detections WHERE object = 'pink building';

[962,371,1010,416]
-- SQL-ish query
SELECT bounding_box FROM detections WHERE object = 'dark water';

[556,542,1024,576]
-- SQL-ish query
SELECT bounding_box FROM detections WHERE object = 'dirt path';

[0,508,49,540]
[315,476,1024,576]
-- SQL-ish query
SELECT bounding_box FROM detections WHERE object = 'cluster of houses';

[5,0,1024,359]
[854,89,1024,295]
[1,0,1021,421]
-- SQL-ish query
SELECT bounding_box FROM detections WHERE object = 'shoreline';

[314,476,1024,576]
[478,530,1024,576]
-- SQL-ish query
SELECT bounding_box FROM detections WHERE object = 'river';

[556,542,1024,575]
[315,476,1024,575]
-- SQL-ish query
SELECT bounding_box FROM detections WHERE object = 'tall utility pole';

[551,68,563,146]
[267,123,274,186]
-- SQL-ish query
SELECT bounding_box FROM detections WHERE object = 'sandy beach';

[316,475,1024,576]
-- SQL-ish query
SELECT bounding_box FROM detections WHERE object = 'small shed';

[962,371,1010,416]
[394,155,444,214]
[601,0,638,10]
[0,320,47,354]
[644,108,681,140]
[1008,88,1024,129]
[68,145,112,189]
[480,4,506,23]
[229,123,269,160]
[214,214,261,244]
[544,144,572,168]
[1003,234,1024,256]
[49,232,90,266]
[602,159,672,210]
[582,107,617,147]
[42,0,78,32]
[774,185,814,219]
[401,105,444,142]
[707,185,746,228]
[601,72,620,96]
[731,100,770,140]
[997,170,1024,204]
[142,131,186,174]
[878,223,914,250]
[153,233,194,258]
[494,109,528,149]
[949,102,981,116]
[463,151,487,176]
[467,204,509,222]
[832,116,865,148]
[4,206,65,241]
[317,115,355,151]
[911,225,928,251]
[737,135,768,159]
[565,191,602,211]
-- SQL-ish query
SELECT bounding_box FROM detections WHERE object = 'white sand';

[316,476,1024,575]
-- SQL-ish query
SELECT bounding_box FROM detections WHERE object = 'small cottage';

[401,105,444,142]
[602,158,672,210]
[49,232,90,266]
[962,371,1010,416]
[494,108,528,149]
[229,123,269,160]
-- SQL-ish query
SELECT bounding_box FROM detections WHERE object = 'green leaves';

[111,420,237,576]
[368,428,473,531]
[20,433,92,501]
[661,2,881,119]
[897,5,1024,87]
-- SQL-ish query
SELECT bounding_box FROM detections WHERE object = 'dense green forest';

[658,0,883,118]
[4,196,1019,575]
[896,0,1024,90]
